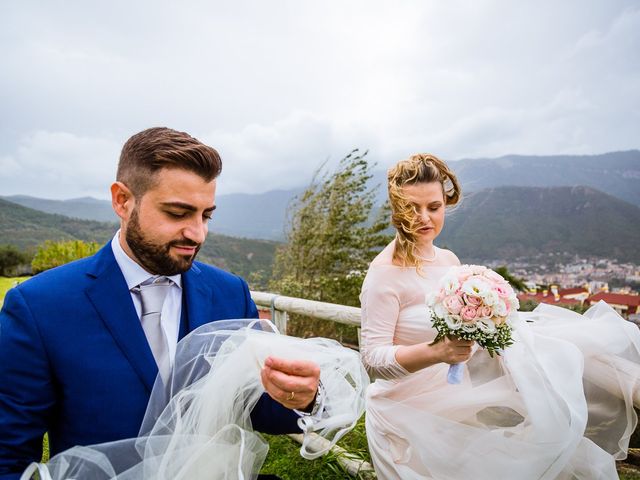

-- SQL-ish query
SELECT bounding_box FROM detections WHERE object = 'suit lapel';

[85,245,158,392]
[181,264,215,334]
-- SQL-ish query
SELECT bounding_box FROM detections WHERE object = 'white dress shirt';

[111,232,182,368]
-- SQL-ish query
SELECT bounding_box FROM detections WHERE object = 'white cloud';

[203,110,379,194]
[0,131,119,199]
[0,0,638,198]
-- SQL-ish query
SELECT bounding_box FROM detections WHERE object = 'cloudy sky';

[1,0,638,199]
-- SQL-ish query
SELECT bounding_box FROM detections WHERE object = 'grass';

[620,467,640,480]
[0,276,29,307]
[42,434,49,462]
[260,416,371,479]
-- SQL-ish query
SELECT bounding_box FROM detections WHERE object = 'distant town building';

[559,287,590,303]
[518,286,590,307]
[588,292,640,318]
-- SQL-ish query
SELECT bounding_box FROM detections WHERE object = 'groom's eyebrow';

[160,201,217,212]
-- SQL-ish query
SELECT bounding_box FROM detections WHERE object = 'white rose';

[477,318,497,333]
[508,296,520,310]
[426,292,438,307]
[434,303,448,319]
[462,277,491,297]
[442,274,460,295]
[445,314,462,330]
[461,322,477,333]
[482,290,499,307]
[494,299,508,317]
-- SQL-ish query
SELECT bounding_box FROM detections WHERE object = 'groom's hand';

[261,356,320,411]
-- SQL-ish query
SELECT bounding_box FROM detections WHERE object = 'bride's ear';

[111,181,135,221]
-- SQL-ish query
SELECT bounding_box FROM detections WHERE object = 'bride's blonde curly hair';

[388,153,462,267]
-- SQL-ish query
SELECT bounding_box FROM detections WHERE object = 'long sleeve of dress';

[359,266,411,380]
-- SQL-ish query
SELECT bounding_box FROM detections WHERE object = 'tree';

[0,245,29,277]
[32,240,100,274]
[270,149,393,341]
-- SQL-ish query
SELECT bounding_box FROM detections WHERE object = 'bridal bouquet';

[427,265,518,384]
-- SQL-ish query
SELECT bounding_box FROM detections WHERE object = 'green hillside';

[5,150,639,242]
[1,195,118,222]
[2,184,639,278]
[198,235,278,283]
[438,186,640,263]
[0,199,277,283]
[0,198,116,248]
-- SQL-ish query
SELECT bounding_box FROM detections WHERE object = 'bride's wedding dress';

[360,244,640,480]
[21,320,368,480]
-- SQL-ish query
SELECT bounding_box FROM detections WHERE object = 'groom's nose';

[182,217,207,244]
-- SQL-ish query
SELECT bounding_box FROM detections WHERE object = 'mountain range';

[2,184,639,266]
[0,198,277,281]
[448,150,640,207]
[438,185,640,264]
[3,150,638,241]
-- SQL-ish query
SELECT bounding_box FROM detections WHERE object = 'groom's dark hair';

[117,127,222,198]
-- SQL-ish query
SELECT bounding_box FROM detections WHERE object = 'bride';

[21,319,369,479]
[359,153,640,479]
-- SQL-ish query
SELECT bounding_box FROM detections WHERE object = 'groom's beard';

[126,208,202,276]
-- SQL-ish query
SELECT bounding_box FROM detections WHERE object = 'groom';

[0,127,321,479]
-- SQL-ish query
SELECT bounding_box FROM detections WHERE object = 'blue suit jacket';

[0,244,299,479]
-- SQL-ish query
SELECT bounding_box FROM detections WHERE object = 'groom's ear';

[111,181,136,221]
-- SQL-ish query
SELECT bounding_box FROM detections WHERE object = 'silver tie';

[134,277,172,382]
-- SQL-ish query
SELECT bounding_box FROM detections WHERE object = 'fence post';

[274,310,289,334]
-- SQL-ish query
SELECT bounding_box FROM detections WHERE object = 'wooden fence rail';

[251,291,361,334]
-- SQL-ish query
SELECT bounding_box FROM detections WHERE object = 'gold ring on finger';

[287,391,295,401]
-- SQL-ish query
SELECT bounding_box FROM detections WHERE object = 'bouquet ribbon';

[447,363,464,384]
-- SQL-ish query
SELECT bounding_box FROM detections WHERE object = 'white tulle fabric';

[21,320,369,480]
[361,245,640,480]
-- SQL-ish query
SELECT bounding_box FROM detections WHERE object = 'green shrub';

[31,240,100,273]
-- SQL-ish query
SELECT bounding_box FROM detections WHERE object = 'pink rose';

[443,295,464,315]
[460,305,478,322]
[494,284,512,298]
[484,269,506,284]
[478,305,493,318]
[463,294,483,306]
[456,266,474,282]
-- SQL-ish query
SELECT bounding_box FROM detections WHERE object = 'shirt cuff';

[294,380,325,419]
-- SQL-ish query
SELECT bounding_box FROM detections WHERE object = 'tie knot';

[136,277,173,316]
[146,276,173,287]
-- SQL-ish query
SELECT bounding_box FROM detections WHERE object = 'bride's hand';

[433,336,474,365]
[261,356,321,411]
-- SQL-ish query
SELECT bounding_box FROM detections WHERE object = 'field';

[0,276,29,307]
